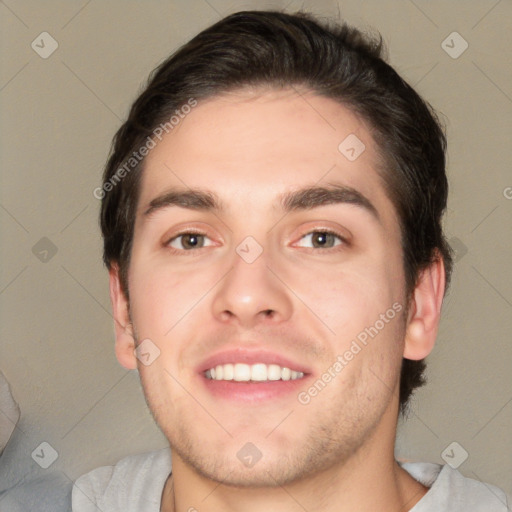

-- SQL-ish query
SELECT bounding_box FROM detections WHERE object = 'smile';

[205,363,305,382]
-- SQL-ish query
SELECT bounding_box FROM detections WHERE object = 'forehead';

[137,87,395,224]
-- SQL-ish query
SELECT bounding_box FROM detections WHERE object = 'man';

[73,10,509,512]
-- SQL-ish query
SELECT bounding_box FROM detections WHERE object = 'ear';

[403,254,446,360]
[109,265,137,370]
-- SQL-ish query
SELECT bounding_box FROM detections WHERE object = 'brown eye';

[312,232,337,248]
[297,231,344,249]
[168,232,211,251]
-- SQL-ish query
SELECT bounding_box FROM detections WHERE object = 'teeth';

[205,363,304,382]
[267,364,282,381]
[233,363,251,382]
[251,363,267,381]
[223,363,234,380]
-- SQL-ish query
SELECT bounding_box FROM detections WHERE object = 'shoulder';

[72,448,172,512]
[401,461,510,511]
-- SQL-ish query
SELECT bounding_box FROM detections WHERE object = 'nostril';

[221,310,235,320]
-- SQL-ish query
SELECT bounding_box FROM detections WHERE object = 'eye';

[296,230,346,249]
[166,231,214,251]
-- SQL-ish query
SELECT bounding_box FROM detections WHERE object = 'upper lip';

[197,348,311,375]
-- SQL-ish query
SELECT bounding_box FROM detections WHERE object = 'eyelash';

[164,228,348,254]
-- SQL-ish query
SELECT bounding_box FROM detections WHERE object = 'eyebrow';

[144,189,219,216]
[280,183,379,220]
[143,183,379,221]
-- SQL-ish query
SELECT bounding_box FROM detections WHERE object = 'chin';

[168,429,354,489]
[177,449,305,488]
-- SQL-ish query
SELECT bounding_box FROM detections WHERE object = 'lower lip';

[200,375,309,403]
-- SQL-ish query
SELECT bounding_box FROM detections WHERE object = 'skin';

[110,87,445,512]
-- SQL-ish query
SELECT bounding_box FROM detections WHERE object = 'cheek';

[294,260,402,334]
[128,260,206,338]
[137,357,187,427]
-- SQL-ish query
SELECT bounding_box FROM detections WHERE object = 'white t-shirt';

[72,449,510,511]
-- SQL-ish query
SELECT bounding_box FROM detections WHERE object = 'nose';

[211,246,294,328]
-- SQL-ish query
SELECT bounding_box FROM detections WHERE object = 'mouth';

[205,363,305,382]
[198,350,310,403]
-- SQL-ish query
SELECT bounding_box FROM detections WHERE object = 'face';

[116,88,411,486]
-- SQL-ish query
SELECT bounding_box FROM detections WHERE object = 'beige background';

[1,0,511,499]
